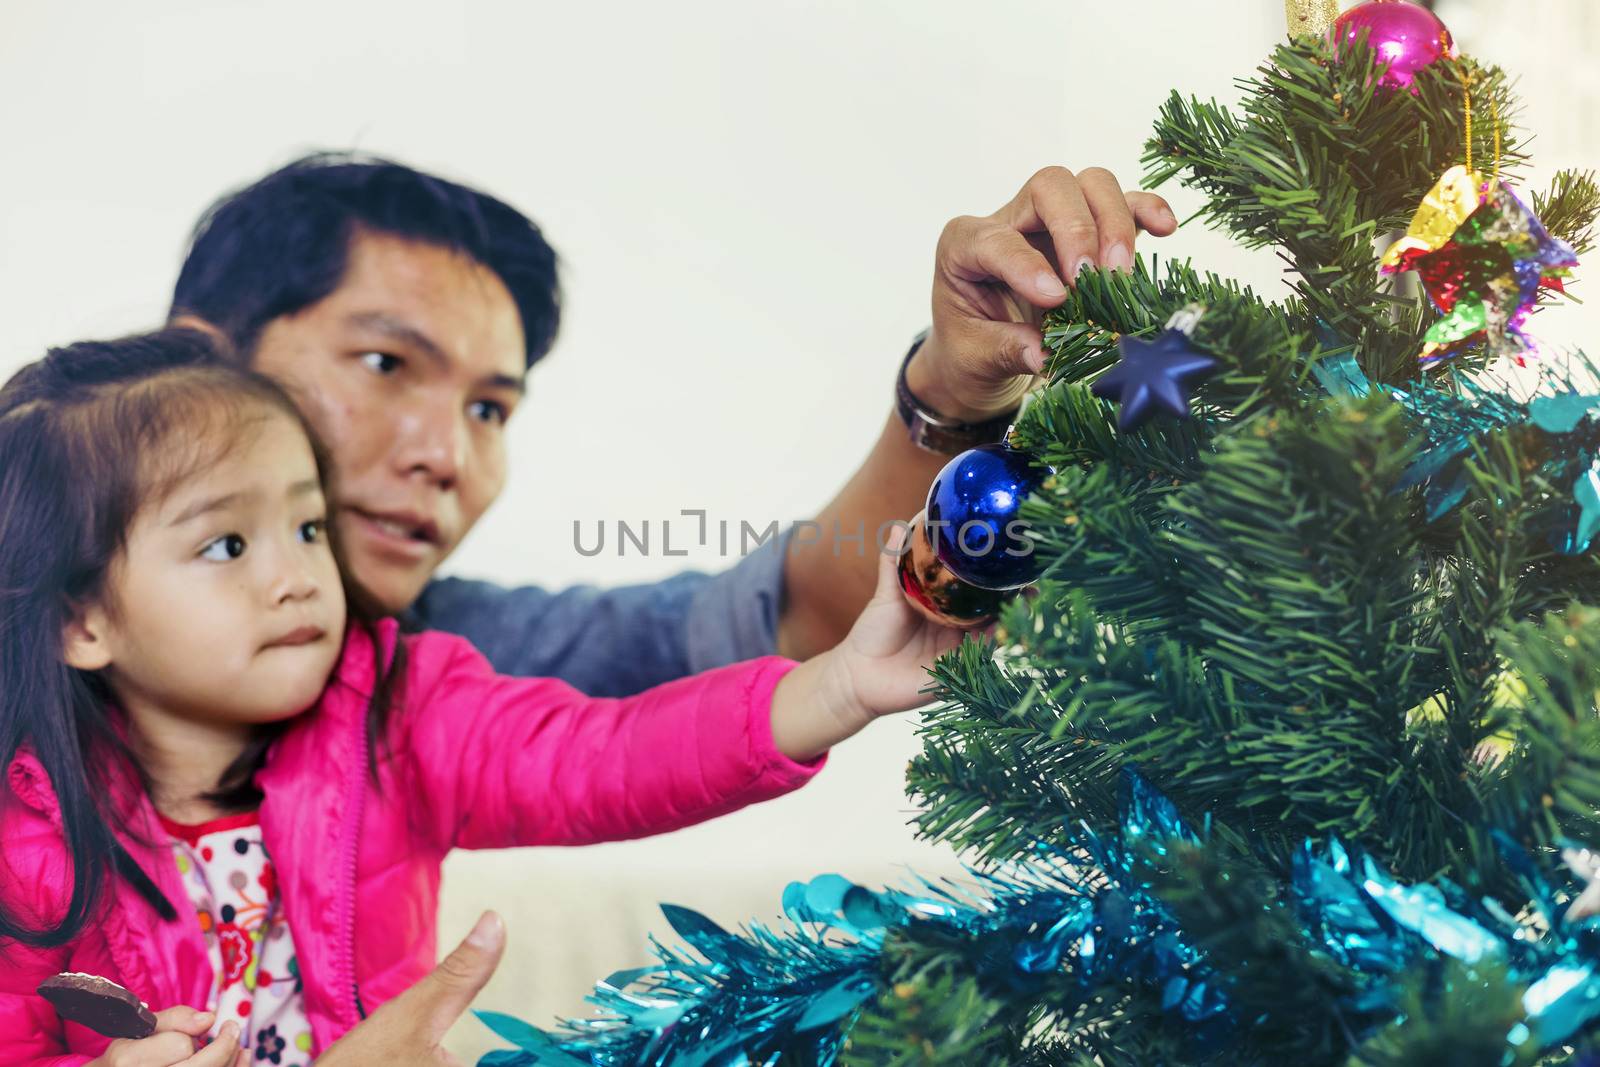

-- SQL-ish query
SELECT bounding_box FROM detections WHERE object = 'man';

[159,154,1173,1061]
[159,151,1173,1062]
[159,152,1175,1063]
[170,152,1177,698]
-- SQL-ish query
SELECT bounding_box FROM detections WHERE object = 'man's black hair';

[170,151,561,367]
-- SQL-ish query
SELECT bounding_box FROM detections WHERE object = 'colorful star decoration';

[1092,329,1219,432]
[1380,165,1579,366]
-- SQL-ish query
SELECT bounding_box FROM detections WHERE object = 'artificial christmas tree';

[478,12,1600,1066]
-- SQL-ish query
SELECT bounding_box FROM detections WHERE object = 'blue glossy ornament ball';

[924,443,1049,590]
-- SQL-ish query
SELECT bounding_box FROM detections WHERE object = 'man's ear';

[62,602,114,672]
[168,314,237,359]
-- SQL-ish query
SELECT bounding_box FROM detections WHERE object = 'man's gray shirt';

[407,529,792,697]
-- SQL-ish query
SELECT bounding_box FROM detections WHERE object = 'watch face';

[911,419,972,456]
[905,403,1013,455]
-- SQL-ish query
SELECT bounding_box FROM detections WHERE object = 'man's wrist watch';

[895,329,1019,455]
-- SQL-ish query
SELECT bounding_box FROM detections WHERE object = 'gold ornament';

[896,511,1005,629]
[1379,164,1485,270]
[1284,0,1340,38]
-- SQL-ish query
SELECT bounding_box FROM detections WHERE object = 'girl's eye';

[298,519,325,544]
[359,352,403,376]
[200,534,247,561]
[469,399,509,426]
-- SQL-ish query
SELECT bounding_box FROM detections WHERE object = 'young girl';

[0,328,968,1066]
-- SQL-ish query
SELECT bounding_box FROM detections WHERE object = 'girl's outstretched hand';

[833,522,974,720]
[86,1008,245,1067]
[770,523,977,762]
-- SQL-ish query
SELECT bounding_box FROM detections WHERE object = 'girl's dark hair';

[0,326,405,947]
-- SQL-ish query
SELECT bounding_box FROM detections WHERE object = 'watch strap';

[895,330,1018,455]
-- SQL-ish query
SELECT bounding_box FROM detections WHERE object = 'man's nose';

[394,395,466,490]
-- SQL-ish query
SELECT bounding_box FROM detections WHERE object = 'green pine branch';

[1534,170,1600,258]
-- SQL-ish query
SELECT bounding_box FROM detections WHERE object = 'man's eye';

[200,534,247,561]
[359,352,404,375]
[298,519,325,544]
[469,400,509,426]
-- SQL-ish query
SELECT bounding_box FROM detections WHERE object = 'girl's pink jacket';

[0,619,818,1064]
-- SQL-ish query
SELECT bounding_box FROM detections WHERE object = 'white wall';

[2,2,1596,1061]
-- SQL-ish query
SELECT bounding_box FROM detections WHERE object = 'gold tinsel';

[1284,0,1340,37]
[1380,164,1485,270]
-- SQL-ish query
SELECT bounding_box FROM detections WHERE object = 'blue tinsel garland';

[474,769,1600,1064]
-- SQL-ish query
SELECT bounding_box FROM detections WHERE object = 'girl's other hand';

[86,1008,245,1067]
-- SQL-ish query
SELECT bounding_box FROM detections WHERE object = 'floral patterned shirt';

[161,810,313,1065]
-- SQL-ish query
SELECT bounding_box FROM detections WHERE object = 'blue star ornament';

[1092,329,1219,432]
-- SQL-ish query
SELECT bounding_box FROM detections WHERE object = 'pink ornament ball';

[1333,0,1455,89]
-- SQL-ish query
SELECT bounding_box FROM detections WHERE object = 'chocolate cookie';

[36,973,157,1039]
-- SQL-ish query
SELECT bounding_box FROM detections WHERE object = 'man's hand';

[777,166,1176,661]
[316,911,506,1066]
[909,166,1178,421]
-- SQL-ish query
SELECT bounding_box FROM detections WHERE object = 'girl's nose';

[269,562,320,605]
